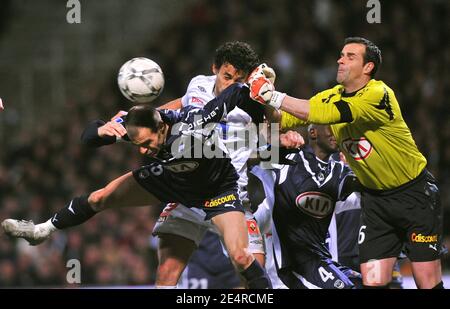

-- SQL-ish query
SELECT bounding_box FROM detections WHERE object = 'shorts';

[133,164,244,220]
[153,203,265,254]
[278,257,359,289]
[132,162,241,213]
[359,170,443,263]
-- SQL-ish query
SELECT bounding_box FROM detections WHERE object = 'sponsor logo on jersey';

[250,239,263,246]
[410,233,438,243]
[138,169,151,179]
[149,164,163,176]
[156,216,167,223]
[342,137,373,160]
[247,219,260,235]
[157,203,178,222]
[204,193,237,208]
[165,161,199,173]
[191,97,204,105]
[295,192,333,218]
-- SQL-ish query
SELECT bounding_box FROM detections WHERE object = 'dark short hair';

[125,104,162,132]
[214,41,260,75]
[344,37,382,78]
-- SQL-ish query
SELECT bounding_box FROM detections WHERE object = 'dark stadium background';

[0,0,448,287]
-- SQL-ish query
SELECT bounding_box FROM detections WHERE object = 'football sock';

[51,195,97,229]
[432,281,444,289]
[240,259,272,289]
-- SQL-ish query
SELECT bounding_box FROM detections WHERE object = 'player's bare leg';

[360,257,397,288]
[156,233,196,288]
[2,172,160,245]
[212,211,252,269]
[212,211,271,288]
[411,260,443,289]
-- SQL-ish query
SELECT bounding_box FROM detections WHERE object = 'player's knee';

[254,253,265,267]
[157,260,184,285]
[88,189,108,212]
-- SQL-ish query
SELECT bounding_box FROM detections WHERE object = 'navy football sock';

[240,259,272,289]
[432,281,444,289]
[51,195,97,229]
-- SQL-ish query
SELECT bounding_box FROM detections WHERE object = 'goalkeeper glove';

[248,63,277,84]
[247,64,285,109]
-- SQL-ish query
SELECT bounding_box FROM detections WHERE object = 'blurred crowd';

[1,0,449,286]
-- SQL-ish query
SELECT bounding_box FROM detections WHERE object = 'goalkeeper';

[247,37,444,289]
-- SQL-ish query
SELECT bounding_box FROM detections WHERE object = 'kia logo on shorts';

[295,192,333,218]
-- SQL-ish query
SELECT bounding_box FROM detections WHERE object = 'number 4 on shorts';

[318,266,335,282]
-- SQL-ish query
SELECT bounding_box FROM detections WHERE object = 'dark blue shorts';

[278,257,361,289]
[133,163,244,220]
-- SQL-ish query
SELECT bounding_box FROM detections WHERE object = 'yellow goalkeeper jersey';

[281,79,427,190]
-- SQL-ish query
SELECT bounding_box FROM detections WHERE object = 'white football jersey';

[182,75,259,208]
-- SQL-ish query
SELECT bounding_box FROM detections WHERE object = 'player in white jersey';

[152,42,279,288]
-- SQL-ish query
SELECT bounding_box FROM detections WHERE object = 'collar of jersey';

[341,80,372,97]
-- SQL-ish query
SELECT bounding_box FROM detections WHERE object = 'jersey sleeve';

[80,120,117,147]
[181,77,197,107]
[308,82,396,125]
[349,84,396,124]
[308,87,351,124]
[249,165,276,234]
[337,164,362,201]
[235,87,265,125]
[80,118,132,147]
[181,75,209,108]
[178,83,245,130]
[280,111,309,129]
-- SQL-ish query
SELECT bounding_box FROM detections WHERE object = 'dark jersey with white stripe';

[81,83,264,206]
[272,146,353,268]
[328,193,361,271]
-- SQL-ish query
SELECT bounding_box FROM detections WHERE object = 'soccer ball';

[117,57,165,103]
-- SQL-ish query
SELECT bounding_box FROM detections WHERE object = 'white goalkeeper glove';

[247,63,276,84]
[248,77,285,109]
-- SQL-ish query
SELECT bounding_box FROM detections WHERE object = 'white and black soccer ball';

[117,57,165,103]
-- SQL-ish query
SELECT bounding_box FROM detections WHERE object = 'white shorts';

[153,203,265,254]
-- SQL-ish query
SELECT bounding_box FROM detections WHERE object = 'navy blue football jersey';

[273,146,353,267]
[251,146,354,268]
[81,83,263,208]
[328,193,361,272]
[249,149,362,289]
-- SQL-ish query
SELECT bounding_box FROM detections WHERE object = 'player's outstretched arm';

[248,74,310,121]
[81,111,129,147]
[157,98,182,110]
[247,67,309,121]
[179,83,245,129]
